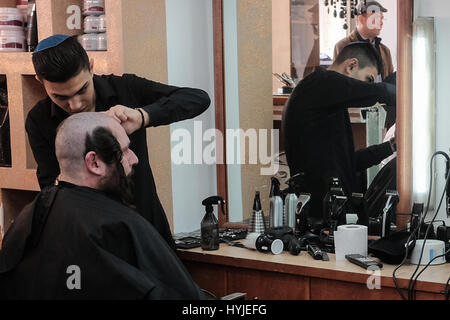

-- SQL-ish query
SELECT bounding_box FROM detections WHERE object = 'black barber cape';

[0,182,204,299]
[283,67,396,222]
[25,74,210,250]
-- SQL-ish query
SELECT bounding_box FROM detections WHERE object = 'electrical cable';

[410,247,450,300]
[392,151,449,300]
[445,277,450,300]
[407,152,450,300]
[410,184,450,300]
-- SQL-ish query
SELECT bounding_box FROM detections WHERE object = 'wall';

[379,0,398,71]
[224,0,273,223]
[272,0,291,94]
[414,0,450,225]
[166,0,217,233]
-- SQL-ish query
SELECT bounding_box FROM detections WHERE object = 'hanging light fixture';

[324,0,361,30]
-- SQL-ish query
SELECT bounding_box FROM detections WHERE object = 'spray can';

[284,175,301,228]
[269,177,283,228]
[200,196,225,251]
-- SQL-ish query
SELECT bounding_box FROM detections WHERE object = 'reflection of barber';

[283,42,396,224]
[334,1,394,81]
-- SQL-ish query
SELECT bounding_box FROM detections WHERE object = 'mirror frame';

[213,0,414,229]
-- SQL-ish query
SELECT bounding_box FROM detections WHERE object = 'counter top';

[179,244,450,296]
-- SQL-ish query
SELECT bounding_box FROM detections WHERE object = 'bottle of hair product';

[25,1,37,52]
[284,176,299,229]
[269,177,283,228]
[248,191,266,233]
[200,196,226,251]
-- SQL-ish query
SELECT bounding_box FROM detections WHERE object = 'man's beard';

[100,161,135,208]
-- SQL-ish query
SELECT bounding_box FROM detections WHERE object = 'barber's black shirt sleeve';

[354,142,394,171]
[123,74,211,127]
[321,70,396,110]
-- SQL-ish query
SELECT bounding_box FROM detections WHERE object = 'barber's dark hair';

[32,36,90,82]
[335,41,382,75]
[84,127,122,165]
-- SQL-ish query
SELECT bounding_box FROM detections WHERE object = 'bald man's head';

[55,112,118,176]
[55,113,138,205]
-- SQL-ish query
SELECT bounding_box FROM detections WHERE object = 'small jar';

[97,32,107,51]
[0,7,24,31]
[83,15,100,33]
[98,15,106,32]
[78,33,98,51]
[83,0,105,16]
[0,29,26,52]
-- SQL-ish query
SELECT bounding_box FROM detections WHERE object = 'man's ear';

[85,151,106,176]
[344,58,359,75]
[89,59,94,73]
[35,75,42,84]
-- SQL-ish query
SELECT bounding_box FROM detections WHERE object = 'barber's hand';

[389,131,396,152]
[105,105,149,135]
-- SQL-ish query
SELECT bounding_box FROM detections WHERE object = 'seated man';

[0,113,204,300]
[283,42,396,227]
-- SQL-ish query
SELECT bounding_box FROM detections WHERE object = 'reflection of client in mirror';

[282,42,396,227]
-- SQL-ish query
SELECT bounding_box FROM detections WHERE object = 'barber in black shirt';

[283,42,396,225]
[25,35,210,250]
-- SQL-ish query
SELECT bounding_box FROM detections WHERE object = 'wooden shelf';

[0,0,170,232]
[0,52,35,75]
[0,168,39,191]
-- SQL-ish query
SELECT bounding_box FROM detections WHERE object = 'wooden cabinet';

[179,245,449,300]
[0,0,170,233]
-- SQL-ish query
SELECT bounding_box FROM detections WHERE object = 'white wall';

[414,0,450,225]
[378,0,398,71]
[166,0,217,233]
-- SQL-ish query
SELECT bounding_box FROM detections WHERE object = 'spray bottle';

[200,196,225,251]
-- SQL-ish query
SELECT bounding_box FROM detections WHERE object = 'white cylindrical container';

[83,15,100,33]
[78,33,97,51]
[97,32,107,51]
[0,29,26,52]
[98,14,106,32]
[410,240,446,265]
[0,7,24,31]
[83,0,105,16]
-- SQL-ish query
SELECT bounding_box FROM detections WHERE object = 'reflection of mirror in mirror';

[414,0,450,223]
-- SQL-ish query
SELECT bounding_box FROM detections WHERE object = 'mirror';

[221,0,400,225]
